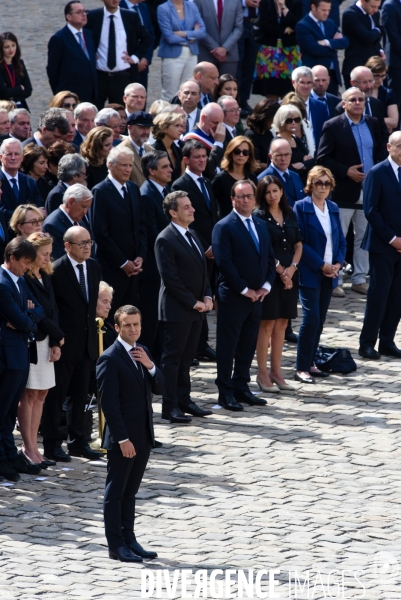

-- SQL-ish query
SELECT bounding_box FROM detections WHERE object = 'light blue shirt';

[345,114,374,176]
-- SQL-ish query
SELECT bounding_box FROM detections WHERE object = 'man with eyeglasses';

[317,86,385,297]
[41,225,102,462]
[217,96,241,151]
[47,1,98,104]
[45,154,89,215]
[212,179,275,411]
[257,138,305,207]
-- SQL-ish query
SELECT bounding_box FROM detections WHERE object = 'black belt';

[98,70,130,77]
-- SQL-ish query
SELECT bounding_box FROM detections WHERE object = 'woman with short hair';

[10,204,44,237]
[151,111,185,183]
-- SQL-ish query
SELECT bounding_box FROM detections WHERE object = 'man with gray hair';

[91,145,147,317]
[317,86,385,297]
[292,65,329,149]
[217,95,241,148]
[73,102,98,146]
[43,183,93,259]
[94,107,122,145]
[45,153,89,215]
[8,108,31,142]
[123,82,147,118]
[22,109,70,148]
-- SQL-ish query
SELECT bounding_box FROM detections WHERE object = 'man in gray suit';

[193,0,244,76]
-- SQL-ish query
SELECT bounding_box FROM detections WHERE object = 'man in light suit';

[47,1,98,104]
[311,65,341,118]
[291,66,329,152]
[382,0,401,107]
[359,132,401,360]
[119,0,155,89]
[193,0,244,76]
[119,111,153,187]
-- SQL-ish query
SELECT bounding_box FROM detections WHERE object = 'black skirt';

[261,272,298,320]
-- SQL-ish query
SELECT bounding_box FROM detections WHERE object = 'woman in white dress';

[18,232,64,467]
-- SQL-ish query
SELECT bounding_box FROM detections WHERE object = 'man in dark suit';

[212,179,275,411]
[359,132,401,359]
[73,102,98,146]
[119,111,153,187]
[317,86,384,298]
[311,65,341,118]
[172,140,219,362]
[382,0,401,107]
[45,153,88,215]
[302,0,344,27]
[97,305,165,562]
[177,80,202,134]
[86,0,151,108]
[0,238,44,481]
[291,66,329,151]
[155,191,213,423]
[0,139,43,222]
[138,150,171,360]
[91,145,147,317]
[41,226,102,462]
[43,184,93,260]
[217,96,241,149]
[8,108,31,143]
[0,207,10,261]
[47,1,98,103]
[22,109,71,149]
[342,0,384,88]
[296,0,349,96]
[171,62,219,108]
[119,0,155,89]
[257,139,305,207]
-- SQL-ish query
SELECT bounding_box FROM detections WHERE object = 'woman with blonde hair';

[80,126,113,189]
[151,110,185,183]
[10,204,44,237]
[19,232,64,466]
[48,91,79,112]
[281,91,315,156]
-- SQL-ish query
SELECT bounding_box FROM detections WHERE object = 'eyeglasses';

[234,194,255,200]
[79,171,88,179]
[373,73,386,80]
[347,97,365,103]
[23,218,45,226]
[284,117,302,125]
[313,180,332,189]
[233,148,250,156]
[68,239,94,248]
[69,9,89,15]
[226,108,240,113]
[272,152,292,159]
[63,102,77,109]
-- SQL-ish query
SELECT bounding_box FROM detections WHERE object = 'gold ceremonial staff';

[92,317,107,453]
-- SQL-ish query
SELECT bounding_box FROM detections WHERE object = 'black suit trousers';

[0,367,29,462]
[104,437,151,551]
[388,67,401,108]
[216,299,262,395]
[96,70,131,110]
[138,278,162,362]
[360,252,401,347]
[161,320,202,411]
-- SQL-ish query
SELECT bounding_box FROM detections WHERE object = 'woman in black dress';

[211,136,259,218]
[21,144,52,203]
[254,175,302,392]
[151,110,185,184]
[81,126,113,190]
[0,32,32,110]
[244,99,280,173]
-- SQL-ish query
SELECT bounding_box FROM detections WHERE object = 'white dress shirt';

[97,8,138,72]
[185,168,207,195]
[33,132,45,147]
[67,23,84,44]
[66,254,89,298]
[1,264,20,292]
[387,156,400,244]
[313,201,333,264]
[233,209,272,295]
[1,168,19,189]
[149,179,164,195]
[172,221,202,255]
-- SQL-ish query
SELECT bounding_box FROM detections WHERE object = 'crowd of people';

[1,0,401,563]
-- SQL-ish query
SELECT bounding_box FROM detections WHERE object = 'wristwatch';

[291,262,298,270]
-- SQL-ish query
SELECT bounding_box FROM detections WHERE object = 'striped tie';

[76,263,87,301]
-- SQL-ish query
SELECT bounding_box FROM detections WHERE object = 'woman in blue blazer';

[157,0,206,100]
[293,166,346,384]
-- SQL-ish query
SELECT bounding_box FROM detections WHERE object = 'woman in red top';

[0,32,32,110]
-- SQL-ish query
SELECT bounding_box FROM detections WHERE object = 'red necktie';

[217,0,223,30]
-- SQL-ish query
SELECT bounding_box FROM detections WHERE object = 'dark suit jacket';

[0,59,32,110]
[0,212,10,262]
[183,125,225,180]
[257,165,305,207]
[97,340,165,450]
[308,96,329,150]
[362,158,401,254]
[212,210,276,305]
[334,95,389,148]
[51,254,101,362]
[171,172,218,249]
[155,222,212,322]
[47,25,97,103]
[0,170,42,221]
[342,4,384,81]
[0,268,44,370]
[317,113,384,208]
[73,129,85,147]
[90,177,147,282]
[119,0,155,65]
[170,93,213,110]
[302,0,344,27]
[23,272,64,346]
[382,0,401,69]
[42,207,90,260]
[44,181,68,215]
[296,15,348,86]
[139,178,169,281]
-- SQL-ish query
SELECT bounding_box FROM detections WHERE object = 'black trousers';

[197,260,216,353]
[328,69,339,97]
[237,20,260,105]
[104,437,151,551]
[0,366,29,462]
[41,353,92,451]
[97,70,131,110]
[360,252,401,348]
[160,320,203,411]
[138,278,162,362]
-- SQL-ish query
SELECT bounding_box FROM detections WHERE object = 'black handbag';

[315,346,357,374]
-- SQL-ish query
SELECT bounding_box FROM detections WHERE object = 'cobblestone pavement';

[2,1,400,599]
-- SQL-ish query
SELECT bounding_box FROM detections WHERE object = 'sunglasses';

[233,148,250,156]
[284,117,302,125]
[313,180,332,189]
[63,102,77,109]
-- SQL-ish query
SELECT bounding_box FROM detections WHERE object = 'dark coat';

[44,182,68,215]
[23,272,64,346]
[382,0,401,69]
[119,0,155,65]
[302,0,344,27]
[334,95,389,148]
[256,0,302,48]
[139,178,169,281]
[42,208,91,260]
[0,59,32,110]
[151,139,183,184]
[256,165,305,207]
[183,125,225,180]
[342,4,384,81]
[0,212,10,262]
[0,171,42,222]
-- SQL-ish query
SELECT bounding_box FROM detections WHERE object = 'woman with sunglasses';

[211,136,258,218]
[272,104,314,184]
[9,204,44,238]
[19,232,64,468]
[293,166,346,384]
[0,32,32,110]
[48,91,79,112]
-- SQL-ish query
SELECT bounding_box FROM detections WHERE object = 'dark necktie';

[365,99,371,116]
[121,185,129,200]
[185,230,202,257]
[129,347,144,376]
[76,263,87,301]
[162,187,168,198]
[398,167,401,186]
[197,177,211,209]
[10,178,19,201]
[107,15,116,71]
[185,117,190,134]
[202,95,209,108]
[217,0,223,30]
[248,7,257,18]
[73,221,79,226]
[138,146,144,157]
[76,31,89,59]
[245,218,260,254]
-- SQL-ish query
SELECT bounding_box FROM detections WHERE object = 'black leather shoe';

[180,401,213,417]
[154,440,163,448]
[161,407,192,423]
[285,332,298,344]
[359,346,381,360]
[9,452,42,475]
[68,445,103,460]
[191,358,199,367]
[41,459,56,467]
[125,538,158,559]
[309,370,329,378]
[0,462,20,482]
[196,345,217,361]
[378,343,401,358]
[109,546,143,563]
[44,447,72,462]
[218,395,244,411]
[234,390,267,406]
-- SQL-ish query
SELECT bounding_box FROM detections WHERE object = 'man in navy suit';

[382,0,401,107]
[43,184,93,260]
[97,305,165,562]
[0,139,42,222]
[302,0,344,26]
[212,180,275,411]
[296,0,349,96]
[359,132,401,360]
[257,139,305,207]
[291,66,329,152]
[45,153,89,215]
[311,65,341,118]
[0,238,44,481]
[47,1,98,104]
[73,102,98,147]
[119,0,155,89]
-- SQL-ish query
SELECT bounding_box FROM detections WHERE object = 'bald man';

[311,65,341,118]
[183,102,226,179]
